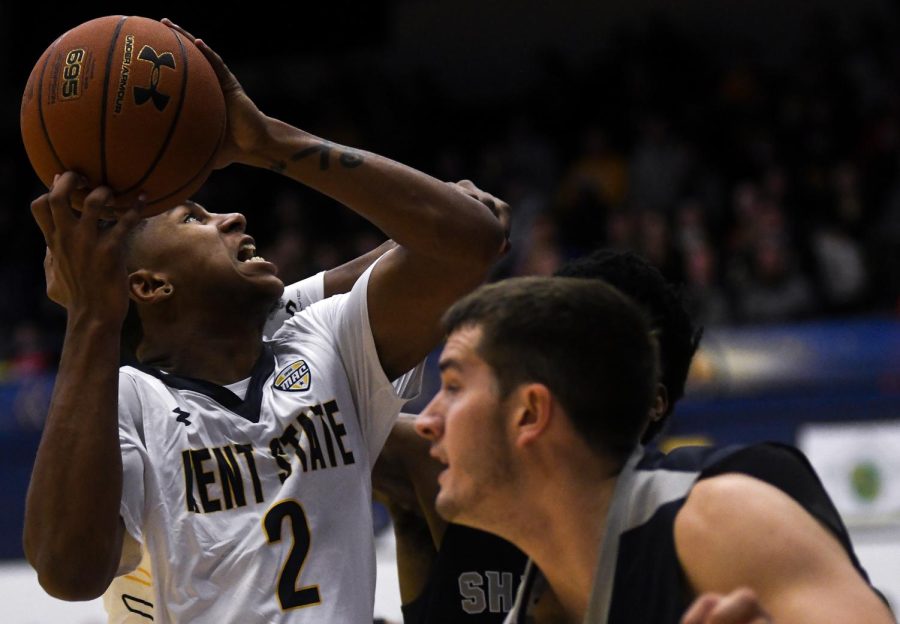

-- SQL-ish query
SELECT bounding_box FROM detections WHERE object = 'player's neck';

[511,461,618,623]
[137,320,265,385]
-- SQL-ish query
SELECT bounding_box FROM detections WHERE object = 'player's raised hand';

[161,18,271,170]
[31,172,143,324]
[448,180,512,255]
[681,588,772,624]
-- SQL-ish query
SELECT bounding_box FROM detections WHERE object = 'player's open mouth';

[237,241,267,263]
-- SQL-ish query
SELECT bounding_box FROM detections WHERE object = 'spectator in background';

[682,241,732,327]
[636,210,683,282]
[513,214,563,277]
[809,162,869,314]
[736,235,817,323]
[5,8,900,371]
[628,114,692,214]
[554,126,627,254]
[6,321,52,380]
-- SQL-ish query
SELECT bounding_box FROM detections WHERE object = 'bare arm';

[675,474,894,623]
[24,174,142,599]
[251,127,503,378]
[164,21,505,379]
[374,415,447,544]
[373,415,447,606]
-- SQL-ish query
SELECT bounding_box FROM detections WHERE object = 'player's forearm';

[24,316,124,599]
[248,118,504,269]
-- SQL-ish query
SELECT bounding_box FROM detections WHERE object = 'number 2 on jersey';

[263,500,322,610]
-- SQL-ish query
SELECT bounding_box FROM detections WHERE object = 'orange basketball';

[20,15,226,216]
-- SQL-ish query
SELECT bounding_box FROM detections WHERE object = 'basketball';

[20,15,226,216]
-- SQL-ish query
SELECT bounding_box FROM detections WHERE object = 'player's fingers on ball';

[47,172,83,223]
[193,39,235,85]
[680,593,720,624]
[80,186,115,222]
[160,18,197,42]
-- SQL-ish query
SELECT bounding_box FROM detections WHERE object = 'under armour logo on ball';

[134,45,176,111]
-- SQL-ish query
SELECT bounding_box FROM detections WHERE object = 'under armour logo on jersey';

[273,359,311,392]
[173,407,192,427]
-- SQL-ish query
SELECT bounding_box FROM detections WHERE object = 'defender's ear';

[511,382,553,448]
[128,270,173,304]
[650,383,669,422]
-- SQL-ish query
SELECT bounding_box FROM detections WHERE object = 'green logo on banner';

[850,461,881,502]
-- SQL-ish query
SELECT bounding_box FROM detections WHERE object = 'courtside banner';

[798,420,900,526]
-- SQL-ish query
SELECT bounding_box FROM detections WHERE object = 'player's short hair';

[442,276,659,465]
[555,250,702,442]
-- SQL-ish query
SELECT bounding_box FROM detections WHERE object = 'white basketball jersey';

[111,265,420,623]
[103,273,327,623]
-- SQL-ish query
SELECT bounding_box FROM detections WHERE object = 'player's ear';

[511,382,552,448]
[650,383,669,423]
[128,269,174,303]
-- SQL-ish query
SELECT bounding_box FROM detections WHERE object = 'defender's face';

[416,325,513,526]
[133,202,284,302]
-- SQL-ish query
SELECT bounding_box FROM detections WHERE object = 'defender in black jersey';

[416,277,893,623]
[373,250,700,623]
[509,442,889,623]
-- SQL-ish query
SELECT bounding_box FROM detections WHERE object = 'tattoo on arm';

[290,141,365,171]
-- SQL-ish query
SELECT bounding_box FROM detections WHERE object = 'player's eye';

[183,213,201,224]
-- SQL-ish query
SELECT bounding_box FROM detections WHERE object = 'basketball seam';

[35,41,66,174]
[119,29,190,196]
[100,16,129,186]
[146,114,224,207]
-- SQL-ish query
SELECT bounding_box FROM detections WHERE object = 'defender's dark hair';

[555,250,702,442]
[442,276,659,465]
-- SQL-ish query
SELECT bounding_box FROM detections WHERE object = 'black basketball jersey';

[508,443,883,623]
[402,524,528,624]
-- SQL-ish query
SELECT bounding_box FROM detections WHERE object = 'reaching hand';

[31,172,143,325]
[681,588,772,624]
[448,180,512,255]
[161,18,271,169]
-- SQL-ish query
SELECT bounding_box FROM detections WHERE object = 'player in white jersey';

[97,242,403,623]
[24,18,505,624]
[101,272,326,623]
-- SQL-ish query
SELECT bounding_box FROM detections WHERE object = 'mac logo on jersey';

[274,359,311,392]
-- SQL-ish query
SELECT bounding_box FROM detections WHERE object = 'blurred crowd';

[1,11,899,392]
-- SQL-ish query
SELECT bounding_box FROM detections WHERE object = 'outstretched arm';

[675,474,894,624]
[259,138,503,378]
[320,183,510,300]
[164,20,505,379]
[373,415,446,606]
[24,174,142,600]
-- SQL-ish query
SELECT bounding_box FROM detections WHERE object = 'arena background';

[1,1,899,621]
